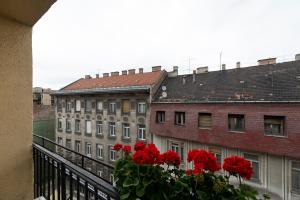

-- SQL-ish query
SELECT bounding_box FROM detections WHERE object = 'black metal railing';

[33,135,119,200]
[33,134,114,183]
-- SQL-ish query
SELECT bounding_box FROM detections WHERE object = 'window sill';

[122,137,131,143]
[57,129,63,132]
[264,134,287,139]
[175,124,185,127]
[198,127,212,130]
[66,130,72,133]
[96,133,104,138]
[228,130,245,133]
[85,133,92,137]
[75,131,81,135]
[108,135,117,140]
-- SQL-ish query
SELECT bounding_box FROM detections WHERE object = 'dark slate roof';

[154,61,300,103]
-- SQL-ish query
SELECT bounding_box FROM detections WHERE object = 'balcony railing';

[33,135,119,200]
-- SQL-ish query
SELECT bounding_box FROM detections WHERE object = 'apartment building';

[151,56,300,200]
[53,67,166,175]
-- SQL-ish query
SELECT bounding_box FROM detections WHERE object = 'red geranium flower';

[123,145,131,153]
[113,143,123,151]
[187,149,220,172]
[134,141,146,151]
[161,150,181,167]
[132,143,160,165]
[223,156,253,180]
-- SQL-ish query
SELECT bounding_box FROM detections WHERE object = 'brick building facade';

[150,59,300,200]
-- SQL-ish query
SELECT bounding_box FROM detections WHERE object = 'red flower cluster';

[161,150,181,167]
[113,143,123,151]
[134,141,146,151]
[187,149,220,174]
[132,143,160,165]
[223,156,253,180]
[123,145,131,153]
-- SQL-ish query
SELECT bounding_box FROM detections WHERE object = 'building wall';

[41,93,52,105]
[55,92,151,166]
[0,16,33,200]
[150,103,300,158]
[151,103,300,199]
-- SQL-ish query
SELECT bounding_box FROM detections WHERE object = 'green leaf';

[123,176,139,187]
[136,183,146,197]
[120,191,130,200]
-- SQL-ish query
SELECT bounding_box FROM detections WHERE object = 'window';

[228,114,245,132]
[138,125,146,140]
[109,146,116,161]
[85,143,92,157]
[96,121,103,135]
[66,139,72,149]
[244,153,259,182]
[75,119,80,133]
[96,144,104,159]
[198,113,212,128]
[57,137,63,145]
[292,161,300,193]
[156,111,165,123]
[66,119,71,132]
[75,100,81,112]
[169,141,184,161]
[57,99,62,112]
[175,112,185,126]
[85,100,92,113]
[209,146,222,165]
[57,118,62,130]
[108,101,116,114]
[66,100,72,112]
[96,101,103,112]
[122,100,130,114]
[75,140,81,153]
[264,116,284,136]
[137,102,146,114]
[122,123,130,138]
[109,122,116,137]
[85,120,92,134]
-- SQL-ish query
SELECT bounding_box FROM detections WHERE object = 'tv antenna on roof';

[219,51,222,70]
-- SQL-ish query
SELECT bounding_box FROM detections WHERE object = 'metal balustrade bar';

[33,140,119,200]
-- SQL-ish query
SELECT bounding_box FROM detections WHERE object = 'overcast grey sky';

[33,0,300,90]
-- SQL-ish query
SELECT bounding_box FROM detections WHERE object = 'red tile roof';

[62,71,164,90]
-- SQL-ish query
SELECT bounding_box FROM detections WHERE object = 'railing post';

[61,163,66,200]
[81,155,84,168]
[42,137,45,147]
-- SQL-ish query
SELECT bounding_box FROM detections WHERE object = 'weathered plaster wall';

[0,16,33,200]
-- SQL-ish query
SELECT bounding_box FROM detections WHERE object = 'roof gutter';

[52,86,151,96]
[152,100,300,104]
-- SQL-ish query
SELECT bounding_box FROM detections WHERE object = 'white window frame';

[109,102,116,113]
[244,153,260,182]
[96,144,104,159]
[138,102,146,114]
[97,101,103,112]
[123,123,130,138]
[138,125,146,140]
[85,100,92,113]
[85,143,92,157]
[57,118,62,130]
[291,161,300,193]
[175,112,185,126]
[96,121,103,135]
[75,140,81,153]
[57,137,63,145]
[66,119,71,131]
[110,146,116,161]
[109,122,116,137]
[66,139,72,149]
[75,100,81,112]
[85,120,92,134]
[75,119,80,132]
[66,100,72,112]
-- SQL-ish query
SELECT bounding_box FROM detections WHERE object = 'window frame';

[66,139,72,149]
[75,100,81,112]
[75,140,81,153]
[66,100,72,113]
[291,161,300,194]
[96,121,103,136]
[85,142,92,157]
[108,101,116,114]
[264,115,285,136]
[109,146,116,161]
[156,111,165,123]
[85,100,92,113]
[96,101,103,113]
[122,123,130,139]
[66,118,71,132]
[85,120,92,135]
[228,114,245,132]
[122,99,130,115]
[138,124,146,140]
[137,102,146,114]
[244,153,260,183]
[57,118,63,131]
[175,112,185,126]
[75,119,81,133]
[96,144,104,160]
[198,113,212,129]
[109,122,116,137]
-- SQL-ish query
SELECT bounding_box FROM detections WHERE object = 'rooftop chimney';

[96,74,99,78]
[85,75,91,79]
[196,66,208,74]
[128,69,135,75]
[257,57,276,65]
[139,68,143,74]
[103,73,109,77]
[222,64,226,70]
[168,66,178,77]
[236,62,241,69]
[193,70,196,83]
[121,70,127,75]
[152,66,161,72]
[111,71,119,76]
[295,54,300,61]
[182,75,186,85]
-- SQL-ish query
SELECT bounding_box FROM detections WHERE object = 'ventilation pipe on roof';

[193,70,196,83]
[295,54,300,61]
[222,64,226,70]
[103,73,109,77]
[139,68,143,74]
[122,70,127,75]
[128,69,135,75]
[236,62,241,69]
[182,75,186,85]
[152,66,161,72]
[196,66,208,74]
[168,66,178,77]
[85,75,91,79]
[257,58,276,65]
[95,74,99,78]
